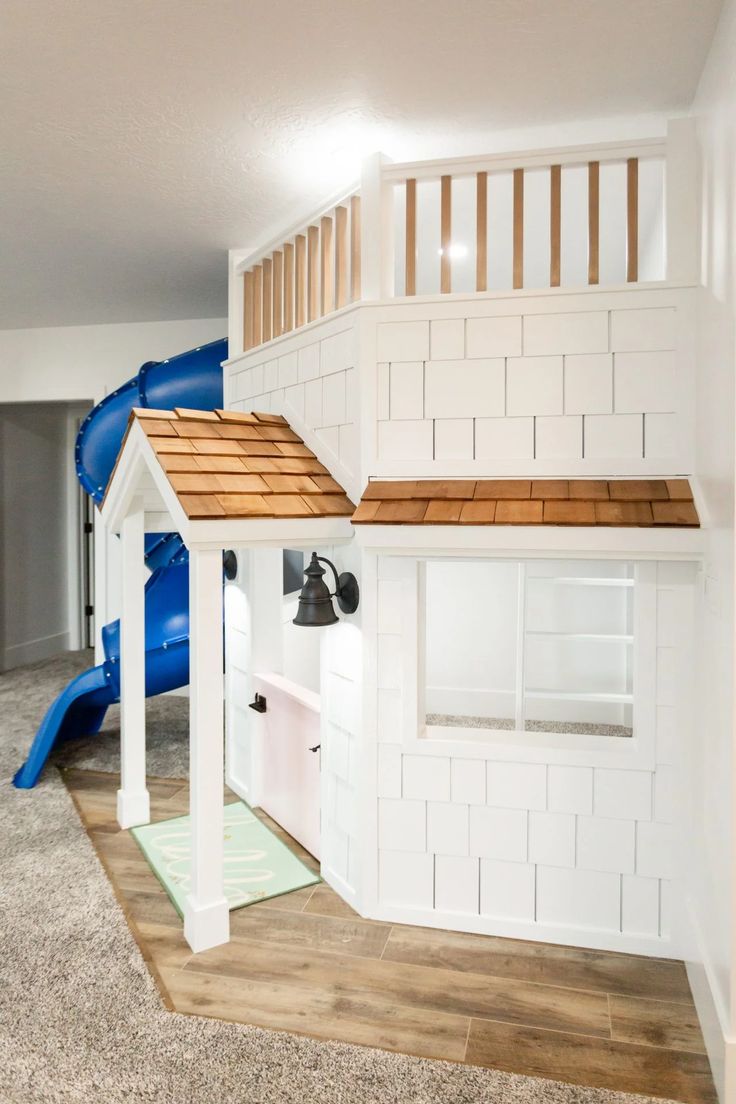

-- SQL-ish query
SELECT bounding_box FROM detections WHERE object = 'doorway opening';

[0,400,92,672]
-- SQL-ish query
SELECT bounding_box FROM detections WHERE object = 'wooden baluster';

[550,164,561,288]
[440,175,451,293]
[252,265,263,346]
[627,157,639,282]
[272,250,283,337]
[262,257,272,343]
[405,177,417,295]
[588,160,600,285]
[513,168,524,289]
[350,194,361,301]
[243,270,253,351]
[283,242,295,332]
[476,171,487,293]
[320,215,334,316]
[295,235,306,328]
[335,206,348,309]
[307,225,319,322]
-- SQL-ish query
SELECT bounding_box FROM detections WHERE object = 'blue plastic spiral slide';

[13,338,227,788]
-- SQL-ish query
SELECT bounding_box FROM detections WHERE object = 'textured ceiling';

[0,0,722,329]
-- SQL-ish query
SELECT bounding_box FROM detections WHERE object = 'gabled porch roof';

[101,407,354,548]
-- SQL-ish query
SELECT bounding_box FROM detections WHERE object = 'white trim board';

[366,899,676,959]
[683,897,732,1103]
[1,630,71,672]
[354,524,703,561]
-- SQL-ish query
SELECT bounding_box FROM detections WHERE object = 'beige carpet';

[0,651,677,1104]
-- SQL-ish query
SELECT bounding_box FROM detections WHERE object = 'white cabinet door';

[253,673,321,860]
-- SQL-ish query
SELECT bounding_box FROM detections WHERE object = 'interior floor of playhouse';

[64,767,716,1104]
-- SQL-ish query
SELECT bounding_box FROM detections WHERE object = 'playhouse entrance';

[252,550,322,858]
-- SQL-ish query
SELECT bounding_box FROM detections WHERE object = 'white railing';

[388,139,665,296]
[232,120,697,355]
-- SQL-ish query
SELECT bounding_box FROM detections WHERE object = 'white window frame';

[400,556,657,771]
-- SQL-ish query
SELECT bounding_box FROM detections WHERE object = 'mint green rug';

[131,801,320,917]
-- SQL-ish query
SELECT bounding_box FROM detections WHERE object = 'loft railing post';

[665,117,700,284]
[228,248,250,356]
[360,151,394,300]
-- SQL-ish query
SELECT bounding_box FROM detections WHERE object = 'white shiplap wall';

[366,554,692,956]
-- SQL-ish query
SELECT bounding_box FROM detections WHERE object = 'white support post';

[116,501,150,829]
[665,117,700,284]
[360,151,394,300]
[184,547,229,953]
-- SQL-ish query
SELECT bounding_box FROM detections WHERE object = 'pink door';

[253,673,321,860]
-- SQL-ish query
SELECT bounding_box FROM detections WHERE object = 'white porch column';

[116,501,150,829]
[184,547,229,952]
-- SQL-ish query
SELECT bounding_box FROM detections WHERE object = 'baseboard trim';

[163,685,189,698]
[363,900,675,958]
[322,864,359,909]
[1,631,70,671]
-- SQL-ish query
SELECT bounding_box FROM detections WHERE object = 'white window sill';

[409,723,655,770]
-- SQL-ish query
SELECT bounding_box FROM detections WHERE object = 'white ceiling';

[0,0,721,330]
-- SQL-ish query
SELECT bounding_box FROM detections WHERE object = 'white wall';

[685,1,736,1097]
[0,317,226,404]
[0,402,88,670]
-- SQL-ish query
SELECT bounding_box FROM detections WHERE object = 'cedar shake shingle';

[126,408,354,522]
[353,478,699,528]
[495,500,544,524]
[543,500,596,525]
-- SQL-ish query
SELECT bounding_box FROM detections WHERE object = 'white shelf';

[525,631,634,643]
[525,689,634,704]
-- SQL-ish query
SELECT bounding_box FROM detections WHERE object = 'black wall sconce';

[293,553,359,627]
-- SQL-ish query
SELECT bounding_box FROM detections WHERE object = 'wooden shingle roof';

[351,479,699,527]
[130,408,355,520]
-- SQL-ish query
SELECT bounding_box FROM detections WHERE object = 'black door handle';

[248,693,267,713]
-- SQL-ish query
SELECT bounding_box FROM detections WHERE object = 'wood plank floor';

[64,769,716,1104]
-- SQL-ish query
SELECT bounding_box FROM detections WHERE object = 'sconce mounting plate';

[336,572,359,615]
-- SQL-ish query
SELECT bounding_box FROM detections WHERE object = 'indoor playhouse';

[17,121,703,967]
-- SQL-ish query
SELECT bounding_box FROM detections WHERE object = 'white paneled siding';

[367,287,694,478]
[223,285,695,489]
[367,554,693,956]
